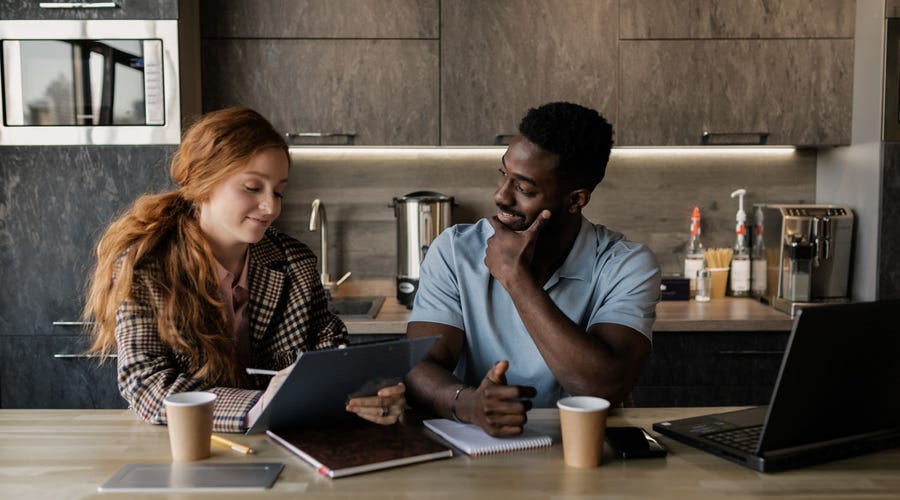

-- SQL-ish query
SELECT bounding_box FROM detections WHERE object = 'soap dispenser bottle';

[729,189,751,297]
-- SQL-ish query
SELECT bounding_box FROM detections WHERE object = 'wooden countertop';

[3,407,897,499]
[336,281,794,335]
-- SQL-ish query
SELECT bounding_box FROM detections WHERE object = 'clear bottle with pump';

[729,189,751,297]
[751,205,767,297]
[683,206,705,297]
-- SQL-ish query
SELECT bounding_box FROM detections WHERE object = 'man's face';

[494,135,566,231]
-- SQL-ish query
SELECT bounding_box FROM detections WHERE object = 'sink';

[328,296,385,319]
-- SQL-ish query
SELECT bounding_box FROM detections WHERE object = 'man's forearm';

[504,275,640,401]
[405,360,466,419]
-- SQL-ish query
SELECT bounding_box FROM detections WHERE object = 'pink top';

[213,251,251,361]
[213,252,264,426]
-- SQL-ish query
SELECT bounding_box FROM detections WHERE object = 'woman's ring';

[380,407,389,417]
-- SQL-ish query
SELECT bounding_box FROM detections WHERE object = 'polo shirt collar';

[543,215,593,289]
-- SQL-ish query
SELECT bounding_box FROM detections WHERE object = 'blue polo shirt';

[409,216,661,407]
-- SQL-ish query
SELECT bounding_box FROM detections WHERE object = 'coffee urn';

[392,191,454,308]
[756,204,854,316]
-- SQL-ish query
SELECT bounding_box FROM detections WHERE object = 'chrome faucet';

[309,199,350,296]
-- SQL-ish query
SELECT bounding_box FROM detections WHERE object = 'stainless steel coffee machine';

[756,204,854,316]
[392,191,454,308]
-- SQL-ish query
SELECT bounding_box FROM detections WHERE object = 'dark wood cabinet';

[440,0,617,145]
[633,331,790,407]
[199,0,438,38]
[617,39,853,146]
[199,0,440,145]
[0,146,173,408]
[617,0,854,146]
[0,335,124,409]
[619,0,854,39]
[193,0,854,146]
[201,39,439,145]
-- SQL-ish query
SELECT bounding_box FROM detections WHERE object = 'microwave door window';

[10,39,145,127]
[19,40,77,125]
[105,40,146,125]
[82,40,145,125]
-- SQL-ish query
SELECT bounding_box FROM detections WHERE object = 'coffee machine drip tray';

[773,297,852,318]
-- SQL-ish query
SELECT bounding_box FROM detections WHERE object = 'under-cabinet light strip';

[613,146,797,156]
[289,146,798,159]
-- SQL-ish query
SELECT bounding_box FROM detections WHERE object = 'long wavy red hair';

[83,107,288,385]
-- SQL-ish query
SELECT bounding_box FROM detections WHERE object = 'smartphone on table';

[605,426,668,459]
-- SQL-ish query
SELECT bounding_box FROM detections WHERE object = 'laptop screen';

[759,300,900,452]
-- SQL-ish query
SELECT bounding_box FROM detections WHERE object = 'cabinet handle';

[39,2,119,8]
[717,350,785,356]
[494,134,516,146]
[53,353,117,359]
[285,132,356,145]
[52,321,94,327]
[701,131,769,145]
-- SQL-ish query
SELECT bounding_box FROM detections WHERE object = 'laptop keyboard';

[704,426,763,453]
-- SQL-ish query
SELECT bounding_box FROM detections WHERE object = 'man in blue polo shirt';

[405,102,661,437]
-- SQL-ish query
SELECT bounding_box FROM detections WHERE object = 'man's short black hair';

[518,102,614,191]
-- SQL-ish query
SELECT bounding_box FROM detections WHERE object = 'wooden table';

[2,407,898,499]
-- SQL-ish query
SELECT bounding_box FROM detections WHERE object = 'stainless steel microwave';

[1,19,187,145]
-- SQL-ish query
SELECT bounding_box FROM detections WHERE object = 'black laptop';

[652,300,900,472]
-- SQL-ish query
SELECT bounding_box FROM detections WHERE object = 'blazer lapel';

[247,238,286,344]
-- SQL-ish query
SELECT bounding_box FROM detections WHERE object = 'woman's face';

[199,147,289,251]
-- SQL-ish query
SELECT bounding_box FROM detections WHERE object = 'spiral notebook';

[424,418,553,456]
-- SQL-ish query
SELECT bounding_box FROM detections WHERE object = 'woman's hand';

[345,382,406,425]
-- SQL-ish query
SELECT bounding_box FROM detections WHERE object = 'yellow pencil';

[211,434,254,454]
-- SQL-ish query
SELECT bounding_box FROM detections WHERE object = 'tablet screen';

[246,336,438,434]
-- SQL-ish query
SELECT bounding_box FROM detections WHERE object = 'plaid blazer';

[114,227,348,432]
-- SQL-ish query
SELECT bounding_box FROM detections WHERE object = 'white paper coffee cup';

[163,391,216,462]
[557,396,610,468]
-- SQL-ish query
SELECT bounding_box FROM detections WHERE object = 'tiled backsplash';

[276,147,816,280]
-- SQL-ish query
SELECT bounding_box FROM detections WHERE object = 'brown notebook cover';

[267,421,453,479]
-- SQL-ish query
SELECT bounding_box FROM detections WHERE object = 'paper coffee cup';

[164,391,216,462]
[557,396,610,468]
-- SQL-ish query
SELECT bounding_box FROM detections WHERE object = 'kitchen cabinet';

[0,335,123,409]
[633,331,790,407]
[199,0,438,39]
[201,39,439,145]
[195,0,854,146]
[890,1,900,18]
[617,0,854,146]
[0,0,180,19]
[620,0,855,39]
[199,0,439,145]
[440,0,618,145]
[0,146,173,408]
